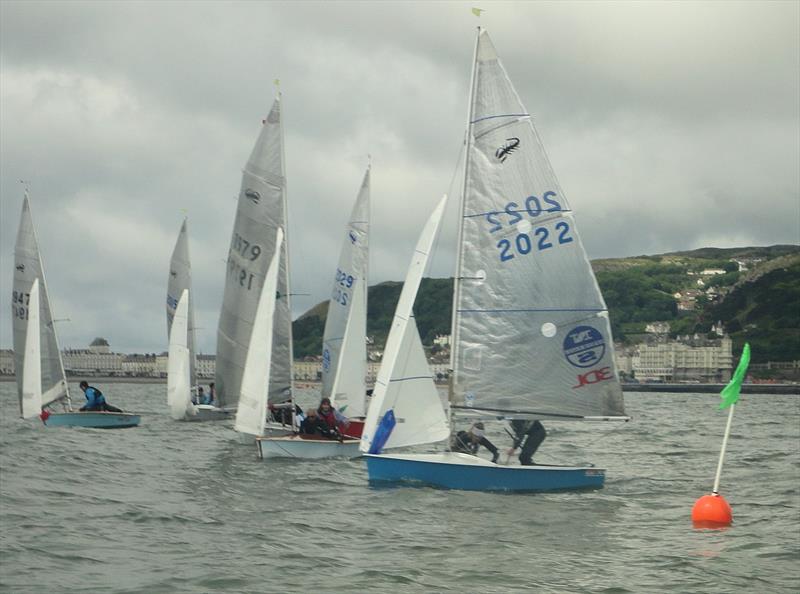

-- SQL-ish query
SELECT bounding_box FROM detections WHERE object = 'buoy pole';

[712,403,735,495]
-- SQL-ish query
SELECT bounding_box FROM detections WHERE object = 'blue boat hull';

[43,412,141,429]
[364,452,604,492]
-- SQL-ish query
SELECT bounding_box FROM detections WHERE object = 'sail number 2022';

[485,191,573,262]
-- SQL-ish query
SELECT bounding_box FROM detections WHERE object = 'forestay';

[321,167,370,417]
[167,219,197,386]
[12,195,70,415]
[451,30,625,419]
[216,97,293,409]
[361,195,450,453]
[235,229,284,436]
[167,289,195,420]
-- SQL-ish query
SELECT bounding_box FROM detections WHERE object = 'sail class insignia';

[495,137,520,163]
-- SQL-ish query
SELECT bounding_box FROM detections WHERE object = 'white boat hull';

[182,405,232,422]
[255,435,361,459]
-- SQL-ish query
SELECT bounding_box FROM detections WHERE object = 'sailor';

[506,420,546,466]
[78,381,123,413]
[451,422,500,463]
[207,382,216,406]
[300,408,336,439]
[197,386,209,405]
[317,397,349,435]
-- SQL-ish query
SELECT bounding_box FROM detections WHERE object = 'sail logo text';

[563,325,606,368]
[572,367,613,389]
[495,137,520,163]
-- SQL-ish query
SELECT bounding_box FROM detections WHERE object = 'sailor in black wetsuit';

[508,419,547,465]
[451,422,500,463]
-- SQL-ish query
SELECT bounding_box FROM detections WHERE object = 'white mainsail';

[167,289,195,420]
[167,218,196,387]
[21,279,42,419]
[321,167,370,417]
[235,228,284,436]
[361,195,449,453]
[12,194,70,415]
[216,97,293,409]
[451,29,625,419]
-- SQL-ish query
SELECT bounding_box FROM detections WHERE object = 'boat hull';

[256,435,361,459]
[43,412,141,429]
[364,452,604,492]
[342,418,364,439]
[182,405,232,422]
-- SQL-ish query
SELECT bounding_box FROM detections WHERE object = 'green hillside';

[293,278,453,358]
[292,245,800,362]
[709,258,800,362]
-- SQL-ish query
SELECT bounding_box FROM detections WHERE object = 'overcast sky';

[1,1,798,354]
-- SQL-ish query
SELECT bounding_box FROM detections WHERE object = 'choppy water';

[1,382,798,593]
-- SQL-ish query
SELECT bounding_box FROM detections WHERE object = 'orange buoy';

[692,493,733,528]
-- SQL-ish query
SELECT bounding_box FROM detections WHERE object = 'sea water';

[1,382,798,593]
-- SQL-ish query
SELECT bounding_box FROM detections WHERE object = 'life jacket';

[85,386,106,406]
[318,408,338,429]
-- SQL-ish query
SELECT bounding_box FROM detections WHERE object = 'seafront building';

[614,336,733,383]
[0,335,748,384]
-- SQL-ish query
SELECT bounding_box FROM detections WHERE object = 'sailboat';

[166,219,228,421]
[216,95,294,422]
[360,28,627,491]
[255,168,370,458]
[13,193,140,429]
[320,165,370,435]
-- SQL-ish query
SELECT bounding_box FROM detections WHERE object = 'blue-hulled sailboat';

[360,28,628,492]
[13,192,140,429]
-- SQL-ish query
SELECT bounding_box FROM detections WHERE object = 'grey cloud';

[1,0,797,355]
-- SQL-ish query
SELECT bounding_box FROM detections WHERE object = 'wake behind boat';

[12,192,140,429]
[360,28,627,492]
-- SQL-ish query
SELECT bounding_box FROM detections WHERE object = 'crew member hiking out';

[507,420,546,465]
[78,381,123,413]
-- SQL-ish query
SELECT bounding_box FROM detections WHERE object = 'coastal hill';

[292,245,800,363]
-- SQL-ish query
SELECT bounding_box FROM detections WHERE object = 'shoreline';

[0,376,797,394]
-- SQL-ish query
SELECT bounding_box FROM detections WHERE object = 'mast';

[278,89,296,415]
[448,27,481,411]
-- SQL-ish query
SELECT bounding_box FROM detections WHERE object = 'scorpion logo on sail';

[245,189,261,204]
[15,264,24,272]
[495,138,520,163]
